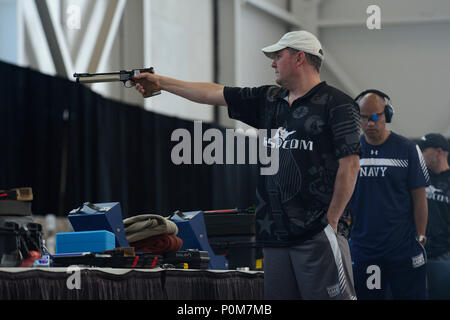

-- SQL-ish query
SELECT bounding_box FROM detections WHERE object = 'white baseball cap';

[261,30,324,61]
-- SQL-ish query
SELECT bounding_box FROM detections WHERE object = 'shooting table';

[0,267,264,300]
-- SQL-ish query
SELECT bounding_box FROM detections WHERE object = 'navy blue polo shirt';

[350,132,430,262]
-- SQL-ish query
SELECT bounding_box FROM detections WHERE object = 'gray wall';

[1,0,449,138]
[318,0,450,138]
[0,0,19,65]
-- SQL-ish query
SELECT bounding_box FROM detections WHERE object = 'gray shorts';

[263,224,357,300]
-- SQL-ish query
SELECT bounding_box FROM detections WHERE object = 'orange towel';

[131,234,183,254]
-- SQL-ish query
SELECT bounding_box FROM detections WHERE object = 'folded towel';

[131,234,183,254]
[123,214,178,243]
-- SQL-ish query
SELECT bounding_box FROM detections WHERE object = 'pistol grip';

[147,90,162,97]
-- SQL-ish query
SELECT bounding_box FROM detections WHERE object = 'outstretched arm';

[132,72,227,107]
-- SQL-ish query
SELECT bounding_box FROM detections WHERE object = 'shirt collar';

[279,81,327,103]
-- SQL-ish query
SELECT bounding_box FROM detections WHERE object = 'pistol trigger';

[124,80,133,88]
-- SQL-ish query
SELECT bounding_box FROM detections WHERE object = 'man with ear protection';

[349,90,430,299]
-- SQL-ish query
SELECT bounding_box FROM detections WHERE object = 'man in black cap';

[419,133,450,261]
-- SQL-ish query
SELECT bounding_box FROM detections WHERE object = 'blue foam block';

[55,230,115,254]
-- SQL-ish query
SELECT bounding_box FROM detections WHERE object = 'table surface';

[0,267,264,273]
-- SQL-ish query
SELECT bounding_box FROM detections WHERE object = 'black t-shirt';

[425,169,450,258]
[223,81,362,247]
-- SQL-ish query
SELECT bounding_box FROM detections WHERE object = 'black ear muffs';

[384,103,394,123]
[355,89,395,123]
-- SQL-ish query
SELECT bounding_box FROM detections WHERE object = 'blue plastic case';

[68,202,129,248]
[55,230,115,254]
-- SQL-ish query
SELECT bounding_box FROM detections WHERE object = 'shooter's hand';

[131,72,162,98]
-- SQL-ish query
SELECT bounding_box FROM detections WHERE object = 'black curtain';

[0,269,264,300]
[0,61,258,218]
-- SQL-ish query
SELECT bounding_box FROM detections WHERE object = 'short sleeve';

[223,86,272,129]
[327,102,362,159]
[408,143,431,190]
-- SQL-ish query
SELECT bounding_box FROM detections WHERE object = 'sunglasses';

[360,111,384,123]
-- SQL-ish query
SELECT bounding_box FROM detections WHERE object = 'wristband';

[417,235,427,243]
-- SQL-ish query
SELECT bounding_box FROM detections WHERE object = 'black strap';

[167,210,188,220]
[73,202,109,213]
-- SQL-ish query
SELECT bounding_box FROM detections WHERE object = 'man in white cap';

[132,30,361,300]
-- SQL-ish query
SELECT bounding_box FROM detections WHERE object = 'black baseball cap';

[418,133,450,152]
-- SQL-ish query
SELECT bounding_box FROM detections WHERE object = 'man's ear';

[295,52,302,65]
[437,148,446,157]
[298,51,306,65]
